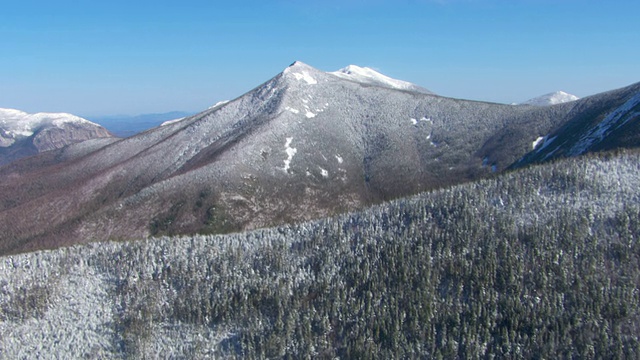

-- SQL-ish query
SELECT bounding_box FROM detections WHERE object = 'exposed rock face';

[0,108,113,166]
[0,62,637,254]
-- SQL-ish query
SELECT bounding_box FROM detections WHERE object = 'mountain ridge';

[0,108,113,166]
[1,148,639,358]
[0,62,638,254]
[329,64,434,94]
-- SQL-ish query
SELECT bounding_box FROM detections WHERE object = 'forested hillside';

[1,149,639,358]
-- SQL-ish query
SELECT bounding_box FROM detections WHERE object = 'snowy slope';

[512,82,640,168]
[0,108,98,138]
[0,108,112,165]
[0,61,637,254]
[329,65,434,94]
[160,101,228,126]
[521,91,579,106]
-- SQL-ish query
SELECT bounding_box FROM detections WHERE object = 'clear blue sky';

[1,0,639,116]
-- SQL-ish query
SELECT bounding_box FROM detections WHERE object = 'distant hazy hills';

[0,61,638,254]
[86,111,196,137]
[0,108,113,166]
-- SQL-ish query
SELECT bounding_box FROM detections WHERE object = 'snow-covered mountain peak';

[329,65,433,94]
[521,91,580,106]
[0,108,97,134]
[0,107,112,163]
[1,107,105,143]
[286,60,313,69]
[282,61,321,85]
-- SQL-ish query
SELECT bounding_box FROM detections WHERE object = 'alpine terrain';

[521,91,580,106]
[0,108,113,166]
[0,61,638,255]
[1,61,640,358]
[1,149,639,358]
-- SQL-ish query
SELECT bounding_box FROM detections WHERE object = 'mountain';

[0,108,113,166]
[0,61,638,255]
[86,111,197,137]
[1,149,639,358]
[330,64,434,94]
[521,91,580,106]
[513,82,640,168]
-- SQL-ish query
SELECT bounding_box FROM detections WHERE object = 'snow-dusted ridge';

[160,101,231,127]
[329,64,433,94]
[521,91,580,106]
[0,107,112,164]
[0,108,97,137]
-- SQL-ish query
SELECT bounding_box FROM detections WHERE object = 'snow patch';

[292,71,317,85]
[320,167,329,178]
[161,117,185,126]
[305,111,316,119]
[534,136,557,153]
[282,137,297,173]
[329,65,432,93]
[209,100,230,109]
[285,107,300,114]
[335,154,343,164]
[532,136,545,149]
[411,117,432,126]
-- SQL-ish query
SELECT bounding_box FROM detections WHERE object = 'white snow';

[209,100,230,109]
[0,108,98,138]
[282,137,297,172]
[410,117,432,126]
[285,107,300,114]
[320,167,329,178]
[521,91,580,106]
[329,65,431,93]
[569,92,640,155]
[532,136,545,149]
[535,136,557,153]
[305,111,316,119]
[335,154,343,164]
[291,71,317,85]
[161,117,185,126]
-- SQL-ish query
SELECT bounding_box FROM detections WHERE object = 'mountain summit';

[0,62,638,254]
[521,91,580,106]
[329,64,434,94]
[0,108,112,165]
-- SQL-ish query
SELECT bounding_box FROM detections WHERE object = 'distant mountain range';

[0,108,113,166]
[0,61,638,254]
